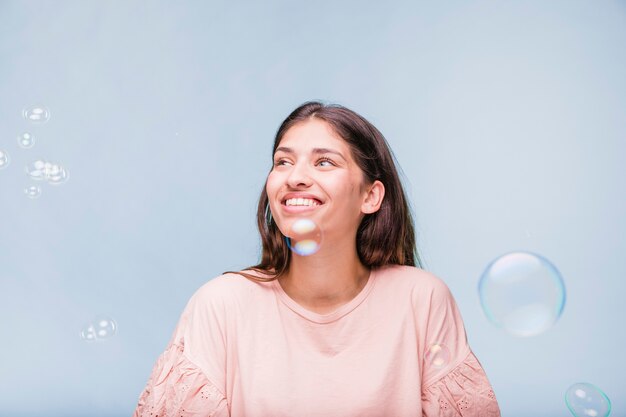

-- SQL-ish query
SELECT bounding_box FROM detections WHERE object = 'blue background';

[1,1,624,416]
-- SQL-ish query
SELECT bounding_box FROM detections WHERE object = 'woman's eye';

[317,157,334,167]
[274,159,290,166]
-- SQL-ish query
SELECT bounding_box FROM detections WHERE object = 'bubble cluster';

[17,132,35,148]
[80,316,118,342]
[25,159,69,185]
[425,343,450,368]
[565,383,611,417]
[0,150,9,169]
[286,218,323,256]
[24,185,42,199]
[22,104,50,124]
[478,251,565,337]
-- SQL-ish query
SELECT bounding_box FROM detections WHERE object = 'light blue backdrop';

[1,1,624,416]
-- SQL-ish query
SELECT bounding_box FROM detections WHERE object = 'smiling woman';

[133,102,502,417]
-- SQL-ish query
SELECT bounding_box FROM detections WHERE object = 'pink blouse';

[134,265,501,416]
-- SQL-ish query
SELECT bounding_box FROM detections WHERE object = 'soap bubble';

[0,150,9,169]
[45,163,69,185]
[478,251,565,337]
[80,323,97,342]
[286,218,323,256]
[94,317,117,339]
[24,185,42,199]
[565,383,611,417]
[25,159,69,184]
[80,316,117,342]
[425,343,450,368]
[23,104,50,124]
[25,159,46,180]
[18,132,35,148]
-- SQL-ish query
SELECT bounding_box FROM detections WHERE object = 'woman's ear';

[361,180,385,214]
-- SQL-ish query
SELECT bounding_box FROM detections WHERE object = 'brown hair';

[228,101,421,282]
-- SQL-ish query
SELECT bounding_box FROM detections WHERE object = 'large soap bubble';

[478,251,565,337]
[565,383,611,417]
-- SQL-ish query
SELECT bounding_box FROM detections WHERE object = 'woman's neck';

[277,240,370,314]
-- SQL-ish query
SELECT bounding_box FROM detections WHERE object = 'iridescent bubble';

[18,132,35,148]
[565,383,611,417]
[286,218,323,256]
[425,343,450,368]
[22,104,50,124]
[478,251,565,337]
[24,185,42,199]
[0,150,9,169]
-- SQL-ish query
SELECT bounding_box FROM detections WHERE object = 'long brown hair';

[228,101,421,282]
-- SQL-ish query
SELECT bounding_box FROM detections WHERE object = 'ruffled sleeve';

[133,340,229,417]
[421,351,500,417]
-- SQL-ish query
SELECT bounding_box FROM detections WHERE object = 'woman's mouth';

[281,197,323,212]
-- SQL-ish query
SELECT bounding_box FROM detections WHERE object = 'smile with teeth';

[284,198,321,207]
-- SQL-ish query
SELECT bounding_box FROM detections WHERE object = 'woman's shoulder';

[377,264,454,300]
[190,269,275,304]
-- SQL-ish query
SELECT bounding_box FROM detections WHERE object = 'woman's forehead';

[277,119,347,152]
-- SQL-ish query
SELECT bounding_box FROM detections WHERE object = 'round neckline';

[271,268,378,324]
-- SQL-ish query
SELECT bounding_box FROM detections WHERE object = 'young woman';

[133,102,501,416]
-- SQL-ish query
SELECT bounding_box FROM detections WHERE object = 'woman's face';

[266,118,373,245]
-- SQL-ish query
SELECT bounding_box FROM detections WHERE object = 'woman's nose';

[286,162,313,187]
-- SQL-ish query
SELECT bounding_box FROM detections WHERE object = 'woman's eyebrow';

[275,146,346,161]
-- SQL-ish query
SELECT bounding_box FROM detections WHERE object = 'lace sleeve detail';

[133,342,229,417]
[422,351,500,417]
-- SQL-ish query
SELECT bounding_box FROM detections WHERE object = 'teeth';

[285,198,320,207]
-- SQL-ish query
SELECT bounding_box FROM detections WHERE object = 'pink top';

[134,265,501,416]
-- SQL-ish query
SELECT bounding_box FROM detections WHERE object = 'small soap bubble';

[45,163,69,185]
[93,316,117,340]
[286,218,323,256]
[18,132,35,148]
[23,104,50,124]
[425,343,450,368]
[80,316,117,342]
[478,251,565,337]
[24,185,42,199]
[80,323,97,342]
[25,159,69,184]
[0,150,9,169]
[25,159,47,180]
[565,383,611,417]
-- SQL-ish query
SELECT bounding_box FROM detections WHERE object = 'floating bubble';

[25,159,47,180]
[478,251,565,337]
[565,383,611,417]
[24,185,42,199]
[23,104,50,124]
[80,323,97,342]
[80,316,117,342]
[25,159,69,184]
[18,132,35,148]
[425,343,450,368]
[45,163,69,185]
[94,316,117,339]
[286,218,323,256]
[0,150,9,169]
